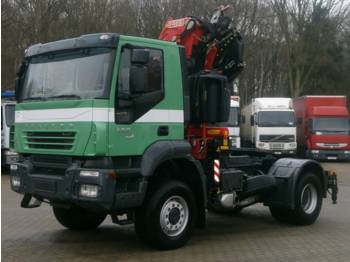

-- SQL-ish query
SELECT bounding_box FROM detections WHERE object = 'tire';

[269,172,323,225]
[269,206,293,223]
[53,206,106,230]
[134,180,196,250]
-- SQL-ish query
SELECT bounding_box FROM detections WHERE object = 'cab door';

[108,39,184,156]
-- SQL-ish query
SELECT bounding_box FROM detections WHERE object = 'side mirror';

[308,119,312,129]
[250,115,254,126]
[241,115,245,124]
[131,49,150,64]
[14,62,27,101]
[189,73,229,123]
[15,78,20,101]
[130,65,148,93]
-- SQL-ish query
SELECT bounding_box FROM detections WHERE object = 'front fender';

[140,140,192,177]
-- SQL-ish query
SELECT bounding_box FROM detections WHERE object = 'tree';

[273,0,349,97]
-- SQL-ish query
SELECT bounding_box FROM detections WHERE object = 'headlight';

[80,170,99,177]
[10,164,18,171]
[11,176,21,187]
[79,184,99,198]
[5,151,18,156]
[258,142,265,148]
[289,142,297,148]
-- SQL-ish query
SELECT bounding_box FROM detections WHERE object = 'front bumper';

[256,149,296,156]
[10,162,147,211]
[307,150,350,161]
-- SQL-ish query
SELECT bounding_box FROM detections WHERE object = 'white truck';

[1,100,18,168]
[241,97,297,155]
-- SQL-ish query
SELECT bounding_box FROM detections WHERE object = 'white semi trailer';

[241,97,297,155]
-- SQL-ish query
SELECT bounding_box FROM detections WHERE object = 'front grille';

[269,143,285,150]
[260,135,295,142]
[25,131,76,151]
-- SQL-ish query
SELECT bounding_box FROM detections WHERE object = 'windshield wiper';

[267,135,286,142]
[258,122,273,126]
[47,94,81,99]
[316,130,341,133]
[326,130,347,133]
[22,97,46,101]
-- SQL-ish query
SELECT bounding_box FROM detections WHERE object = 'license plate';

[327,156,337,160]
[274,152,282,155]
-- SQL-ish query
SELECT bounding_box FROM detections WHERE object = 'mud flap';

[263,158,326,209]
[326,171,338,204]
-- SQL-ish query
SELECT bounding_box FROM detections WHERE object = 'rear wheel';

[134,180,196,250]
[270,173,322,225]
[53,206,106,230]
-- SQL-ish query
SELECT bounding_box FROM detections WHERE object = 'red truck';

[293,96,350,160]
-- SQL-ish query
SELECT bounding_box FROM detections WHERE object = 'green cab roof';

[25,33,177,58]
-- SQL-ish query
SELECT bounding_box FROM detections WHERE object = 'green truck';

[10,30,338,250]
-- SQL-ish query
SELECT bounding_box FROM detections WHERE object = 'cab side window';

[116,46,164,123]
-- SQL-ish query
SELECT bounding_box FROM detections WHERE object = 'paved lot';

[2,162,350,262]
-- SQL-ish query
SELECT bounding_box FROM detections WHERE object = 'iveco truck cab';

[10,32,338,250]
[241,97,297,155]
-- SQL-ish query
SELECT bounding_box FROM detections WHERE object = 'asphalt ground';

[1,162,350,262]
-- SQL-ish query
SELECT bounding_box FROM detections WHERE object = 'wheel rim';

[300,183,318,214]
[160,195,189,237]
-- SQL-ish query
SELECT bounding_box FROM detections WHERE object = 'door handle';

[125,134,135,139]
[158,126,169,136]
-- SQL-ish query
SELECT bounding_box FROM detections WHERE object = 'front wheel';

[134,180,196,250]
[53,206,106,230]
[270,173,323,225]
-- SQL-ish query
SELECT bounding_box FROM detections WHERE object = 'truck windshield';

[312,117,349,134]
[20,48,115,101]
[217,107,239,127]
[227,107,239,127]
[258,111,295,127]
